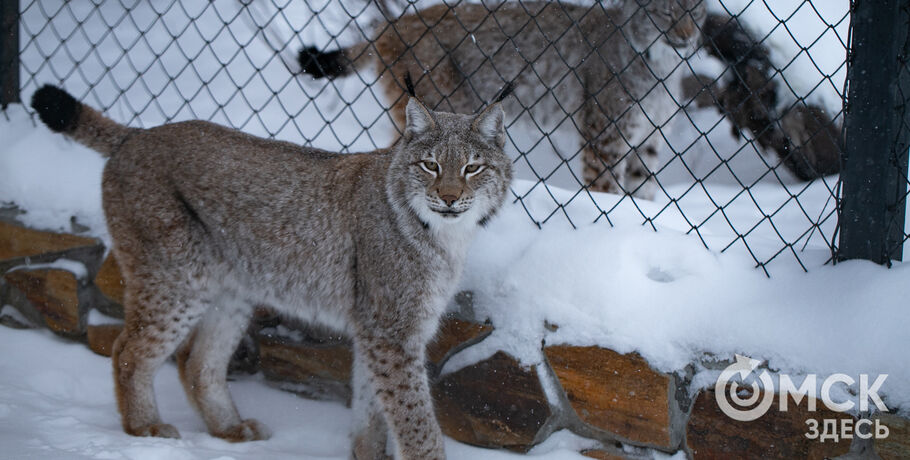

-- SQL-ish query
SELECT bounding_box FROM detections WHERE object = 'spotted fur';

[31,85,512,460]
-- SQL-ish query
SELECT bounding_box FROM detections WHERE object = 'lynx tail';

[30,85,134,157]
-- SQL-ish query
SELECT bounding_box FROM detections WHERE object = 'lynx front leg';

[581,136,630,195]
[622,141,659,199]
[350,354,391,460]
[175,302,270,442]
[580,102,632,195]
[355,336,445,460]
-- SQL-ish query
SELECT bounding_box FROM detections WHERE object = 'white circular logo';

[714,354,775,421]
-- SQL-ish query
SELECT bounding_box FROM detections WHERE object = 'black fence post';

[1,0,20,108]
[838,0,910,265]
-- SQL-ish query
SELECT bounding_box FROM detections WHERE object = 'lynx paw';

[130,423,181,439]
[214,418,271,442]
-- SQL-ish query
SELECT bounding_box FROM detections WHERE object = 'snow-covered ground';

[0,326,618,460]
[3,0,909,458]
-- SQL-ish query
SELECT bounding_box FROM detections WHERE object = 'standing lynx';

[299,0,706,199]
[30,83,512,460]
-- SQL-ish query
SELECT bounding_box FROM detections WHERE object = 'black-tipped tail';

[31,85,81,133]
[298,46,351,79]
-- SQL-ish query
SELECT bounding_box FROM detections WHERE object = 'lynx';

[30,82,513,460]
[299,0,706,199]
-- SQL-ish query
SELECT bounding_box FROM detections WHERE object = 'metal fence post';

[838,0,910,265]
[1,0,20,108]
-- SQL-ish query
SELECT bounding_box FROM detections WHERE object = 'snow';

[0,106,107,237]
[0,327,598,459]
[7,257,90,280]
[452,201,910,415]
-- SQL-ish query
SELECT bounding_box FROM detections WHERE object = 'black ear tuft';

[403,72,417,97]
[494,81,516,104]
[31,85,81,133]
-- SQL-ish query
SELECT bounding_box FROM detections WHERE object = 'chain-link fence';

[1,0,907,276]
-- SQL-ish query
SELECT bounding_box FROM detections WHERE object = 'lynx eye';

[463,163,486,176]
[419,160,439,174]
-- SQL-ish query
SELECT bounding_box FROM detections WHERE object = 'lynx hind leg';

[355,336,445,460]
[111,279,204,439]
[176,301,269,442]
[582,139,628,195]
[580,103,634,195]
[350,354,391,460]
[623,142,659,199]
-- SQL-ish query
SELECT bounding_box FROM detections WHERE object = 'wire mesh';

[8,0,857,275]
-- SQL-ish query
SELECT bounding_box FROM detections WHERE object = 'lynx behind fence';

[1,0,908,276]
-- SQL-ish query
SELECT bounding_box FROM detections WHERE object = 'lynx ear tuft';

[473,103,505,147]
[403,72,417,97]
[405,98,435,136]
[494,81,516,104]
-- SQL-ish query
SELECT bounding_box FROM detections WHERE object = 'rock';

[426,316,492,371]
[4,269,85,336]
[94,254,125,305]
[0,221,98,261]
[86,323,123,357]
[227,332,261,375]
[257,329,353,403]
[254,312,492,400]
[432,351,551,451]
[875,414,910,460]
[544,345,680,449]
[0,304,37,329]
[687,388,852,459]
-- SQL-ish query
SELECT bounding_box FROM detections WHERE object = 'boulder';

[686,388,852,459]
[432,351,551,451]
[544,345,681,449]
[4,269,85,336]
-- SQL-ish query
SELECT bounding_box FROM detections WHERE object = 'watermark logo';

[714,354,889,422]
[714,355,892,441]
[715,354,775,421]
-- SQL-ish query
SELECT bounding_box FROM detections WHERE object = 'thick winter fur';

[30,84,512,460]
[699,13,840,180]
[298,0,706,199]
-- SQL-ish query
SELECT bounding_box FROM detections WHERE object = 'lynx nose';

[439,194,459,207]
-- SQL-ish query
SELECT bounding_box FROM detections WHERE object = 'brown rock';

[259,335,352,383]
[94,254,125,305]
[86,323,123,357]
[0,221,98,261]
[687,388,852,459]
[4,269,84,335]
[426,316,492,368]
[432,351,551,451]
[876,414,910,460]
[544,345,678,449]
[257,332,352,402]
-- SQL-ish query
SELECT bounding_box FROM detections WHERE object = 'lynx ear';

[405,98,435,136]
[472,103,505,147]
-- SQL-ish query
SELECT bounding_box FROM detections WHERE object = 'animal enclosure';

[1,0,908,275]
